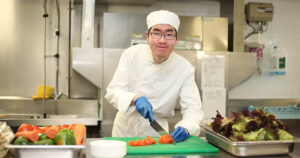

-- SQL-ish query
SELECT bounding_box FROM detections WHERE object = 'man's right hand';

[134,96,155,121]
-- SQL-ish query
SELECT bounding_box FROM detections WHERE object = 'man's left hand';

[170,126,189,143]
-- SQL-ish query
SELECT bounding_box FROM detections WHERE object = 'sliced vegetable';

[61,124,69,129]
[143,139,152,145]
[16,130,39,142]
[38,133,49,140]
[128,136,157,146]
[242,128,264,141]
[278,129,294,140]
[33,125,45,133]
[46,125,60,139]
[53,128,76,145]
[14,136,32,145]
[128,140,135,146]
[68,124,76,131]
[265,130,276,140]
[41,126,51,133]
[138,139,146,146]
[73,124,86,145]
[17,123,33,132]
[158,134,174,144]
[34,139,54,145]
[144,136,156,145]
[14,123,86,146]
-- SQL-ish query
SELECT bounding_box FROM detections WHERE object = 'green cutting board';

[104,136,219,154]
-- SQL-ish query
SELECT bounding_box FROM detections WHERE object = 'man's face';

[146,24,177,64]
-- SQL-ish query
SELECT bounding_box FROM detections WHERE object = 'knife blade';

[149,119,176,145]
[149,119,169,136]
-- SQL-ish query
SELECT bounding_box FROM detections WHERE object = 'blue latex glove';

[171,126,190,143]
[134,96,155,121]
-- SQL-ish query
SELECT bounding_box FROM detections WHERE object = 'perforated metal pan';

[203,126,300,157]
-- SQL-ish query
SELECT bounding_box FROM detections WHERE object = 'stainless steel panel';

[102,13,228,51]
[229,53,256,90]
[0,0,53,96]
[0,98,98,116]
[175,50,198,87]
[101,48,124,137]
[71,71,99,99]
[131,14,148,39]
[72,48,103,88]
[0,98,99,126]
[103,13,132,48]
[3,118,99,126]
[175,50,197,69]
[0,0,97,98]
[178,16,203,42]
[100,120,114,137]
[103,13,206,50]
[197,51,256,92]
[96,0,158,6]
[203,17,228,51]
[102,49,124,121]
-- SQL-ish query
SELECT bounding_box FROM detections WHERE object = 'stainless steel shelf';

[1,118,99,126]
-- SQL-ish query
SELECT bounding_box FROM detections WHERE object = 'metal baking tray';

[6,145,84,158]
[203,126,300,157]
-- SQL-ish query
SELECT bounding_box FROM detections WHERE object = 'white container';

[269,46,286,75]
[90,140,127,158]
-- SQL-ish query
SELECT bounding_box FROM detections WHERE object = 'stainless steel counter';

[83,138,300,158]
[0,98,100,126]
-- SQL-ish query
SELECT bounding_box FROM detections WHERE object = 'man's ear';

[145,31,149,42]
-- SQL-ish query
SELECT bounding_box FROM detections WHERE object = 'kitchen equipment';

[6,145,84,158]
[149,119,169,136]
[104,136,218,154]
[203,125,300,157]
[90,140,126,158]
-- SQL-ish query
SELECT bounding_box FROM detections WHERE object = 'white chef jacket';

[105,44,204,137]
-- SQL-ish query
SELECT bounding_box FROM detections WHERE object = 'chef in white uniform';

[105,10,204,143]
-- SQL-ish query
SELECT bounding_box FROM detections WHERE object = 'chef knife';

[149,119,169,136]
[149,119,176,145]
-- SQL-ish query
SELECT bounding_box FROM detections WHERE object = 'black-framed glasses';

[150,32,176,40]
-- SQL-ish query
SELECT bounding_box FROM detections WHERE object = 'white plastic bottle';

[269,46,286,75]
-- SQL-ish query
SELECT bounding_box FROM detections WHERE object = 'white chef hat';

[147,10,180,31]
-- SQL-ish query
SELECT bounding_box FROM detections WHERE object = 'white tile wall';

[229,0,300,99]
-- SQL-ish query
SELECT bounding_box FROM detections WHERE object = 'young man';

[105,10,204,143]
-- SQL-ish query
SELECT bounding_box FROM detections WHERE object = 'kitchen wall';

[2,0,299,100]
[0,0,220,98]
[229,0,300,99]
